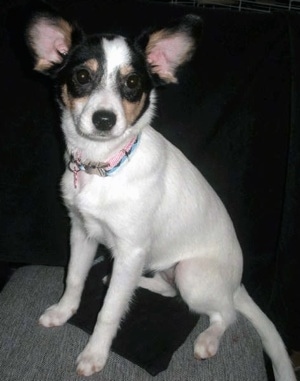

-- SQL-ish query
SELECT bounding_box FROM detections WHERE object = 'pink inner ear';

[148,49,169,73]
[148,37,182,69]
[34,22,69,64]
[147,34,193,82]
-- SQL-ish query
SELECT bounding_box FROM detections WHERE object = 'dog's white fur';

[28,14,296,380]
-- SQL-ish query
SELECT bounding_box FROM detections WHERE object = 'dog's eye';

[75,69,91,85]
[125,74,141,89]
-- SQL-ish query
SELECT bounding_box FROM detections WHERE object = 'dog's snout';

[92,110,117,131]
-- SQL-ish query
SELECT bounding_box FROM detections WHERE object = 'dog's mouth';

[76,128,118,141]
[75,125,127,142]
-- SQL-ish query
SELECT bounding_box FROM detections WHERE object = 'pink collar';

[104,135,138,170]
[68,135,139,188]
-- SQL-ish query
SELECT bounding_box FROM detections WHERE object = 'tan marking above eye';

[84,58,99,72]
[122,93,147,126]
[120,65,134,77]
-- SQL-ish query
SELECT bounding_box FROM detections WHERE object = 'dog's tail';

[234,285,296,381]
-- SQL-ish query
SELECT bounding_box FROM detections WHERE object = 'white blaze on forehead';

[102,37,131,80]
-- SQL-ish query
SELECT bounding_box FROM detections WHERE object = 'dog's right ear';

[26,12,81,74]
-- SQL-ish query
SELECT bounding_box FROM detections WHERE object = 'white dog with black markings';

[26,10,295,380]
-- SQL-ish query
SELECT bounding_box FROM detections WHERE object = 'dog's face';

[56,34,153,140]
[26,12,202,141]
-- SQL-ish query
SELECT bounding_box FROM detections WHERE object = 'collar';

[68,135,139,188]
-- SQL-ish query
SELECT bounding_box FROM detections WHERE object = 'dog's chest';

[62,171,119,234]
[62,169,139,243]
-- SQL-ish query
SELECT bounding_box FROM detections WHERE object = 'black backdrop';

[0,0,299,351]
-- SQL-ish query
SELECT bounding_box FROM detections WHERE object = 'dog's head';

[26,11,202,143]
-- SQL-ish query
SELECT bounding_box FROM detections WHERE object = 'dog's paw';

[39,304,75,327]
[193,331,220,360]
[76,346,108,376]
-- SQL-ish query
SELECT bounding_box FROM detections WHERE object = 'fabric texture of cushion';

[0,266,267,381]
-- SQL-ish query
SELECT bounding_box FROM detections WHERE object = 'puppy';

[26,11,296,380]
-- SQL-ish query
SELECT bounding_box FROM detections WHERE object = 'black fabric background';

[0,0,299,353]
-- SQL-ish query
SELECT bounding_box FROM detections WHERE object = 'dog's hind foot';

[193,317,228,360]
[194,330,220,359]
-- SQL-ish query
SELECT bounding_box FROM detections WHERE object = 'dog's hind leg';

[175,257,236,359]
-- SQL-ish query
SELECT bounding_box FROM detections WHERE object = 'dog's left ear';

[142,14,202,84]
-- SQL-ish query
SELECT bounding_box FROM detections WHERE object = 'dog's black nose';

[92,110,116,131]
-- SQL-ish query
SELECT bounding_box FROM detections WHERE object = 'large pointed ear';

[26,12,79,73]
[143,14,202,84]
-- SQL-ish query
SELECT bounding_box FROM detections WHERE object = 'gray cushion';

[0,266,267,380]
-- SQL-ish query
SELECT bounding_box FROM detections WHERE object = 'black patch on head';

[117,39,153,125]
[56,35,106,100]
[101,33,118,41]
[118,39,153,102]
[53,32,154,124]
[119,72,144,103]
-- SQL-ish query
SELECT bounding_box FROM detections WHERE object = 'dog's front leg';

[76,245,146,376]
[39,215,98,327]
